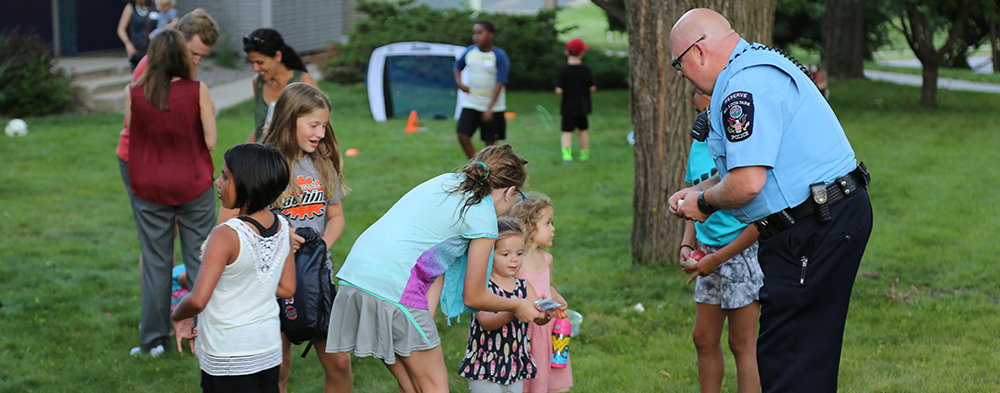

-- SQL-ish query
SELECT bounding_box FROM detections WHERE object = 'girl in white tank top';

[171,144,297,392]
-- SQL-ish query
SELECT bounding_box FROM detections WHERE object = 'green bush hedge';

[0,29,75,117]
[586,50,629,90]
[326,0,628,90]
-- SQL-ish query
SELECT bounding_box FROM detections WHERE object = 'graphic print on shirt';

[280,175,326,220]
[722,91,754,142]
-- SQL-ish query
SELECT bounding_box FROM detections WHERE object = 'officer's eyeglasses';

[671,35,706,72]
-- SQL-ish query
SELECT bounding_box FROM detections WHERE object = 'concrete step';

[75,74,134,96]
[58,58,131,82]
[73,73,132,113]
[88,90,125,113]
[57,57,133,113]
[70,63,132,82]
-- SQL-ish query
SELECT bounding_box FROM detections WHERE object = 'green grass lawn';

[2,78,999,392]
[556,2,628,53]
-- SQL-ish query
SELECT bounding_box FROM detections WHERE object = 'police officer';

[666,9,873,393]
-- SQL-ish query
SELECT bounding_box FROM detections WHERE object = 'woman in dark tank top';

[116,0,157,70]
[242,28,319,143]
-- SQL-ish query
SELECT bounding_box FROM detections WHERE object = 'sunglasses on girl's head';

[243,36,266,46]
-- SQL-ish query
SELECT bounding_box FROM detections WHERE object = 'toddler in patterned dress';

[459,217,550,393]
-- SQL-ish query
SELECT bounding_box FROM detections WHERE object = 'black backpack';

[278,227,333,357]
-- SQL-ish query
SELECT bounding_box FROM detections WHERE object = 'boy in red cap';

[555,38,596,162]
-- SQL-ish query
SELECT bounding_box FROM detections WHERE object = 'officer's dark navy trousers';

[756,188,872,393]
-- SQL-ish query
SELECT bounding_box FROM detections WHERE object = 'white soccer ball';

[5,119,27,137]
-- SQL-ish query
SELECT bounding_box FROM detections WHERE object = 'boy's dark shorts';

[561,115,589,132]
[457,108,506,142]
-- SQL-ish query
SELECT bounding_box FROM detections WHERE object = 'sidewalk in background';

[863,70,1000,94]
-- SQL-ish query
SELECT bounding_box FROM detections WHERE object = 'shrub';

[585,50,629,90]
[326,0,632,91]
[0,29,75,117]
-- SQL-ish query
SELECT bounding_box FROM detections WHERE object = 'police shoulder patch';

[721,91,753,142]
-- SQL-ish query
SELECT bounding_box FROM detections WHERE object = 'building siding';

[272,0,344,52]
[176,0,343,54]
[175,0,263,53]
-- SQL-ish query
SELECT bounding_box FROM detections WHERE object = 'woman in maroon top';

[124,28,218,357]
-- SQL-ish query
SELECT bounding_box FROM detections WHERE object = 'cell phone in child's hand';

[535,298,565,311]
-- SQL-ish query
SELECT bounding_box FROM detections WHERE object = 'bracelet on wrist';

[679,244,695,252]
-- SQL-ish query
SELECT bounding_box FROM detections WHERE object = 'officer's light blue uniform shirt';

[707,39,856,223]
[686,140,746,246]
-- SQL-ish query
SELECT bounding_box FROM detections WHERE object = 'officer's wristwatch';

[697,192,717,215]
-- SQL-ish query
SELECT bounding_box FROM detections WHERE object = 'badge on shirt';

[722,91,753,142]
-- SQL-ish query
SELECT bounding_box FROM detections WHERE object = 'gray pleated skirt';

[325,284,441,364]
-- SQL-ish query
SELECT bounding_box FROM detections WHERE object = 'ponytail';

[452,144,528,218]
[278,44,307,72]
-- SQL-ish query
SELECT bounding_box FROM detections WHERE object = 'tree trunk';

[899,1,970,106]
[921,58,940,106]
[822,0,866,78]
[625,0,775,265]
[991,19,1000,73]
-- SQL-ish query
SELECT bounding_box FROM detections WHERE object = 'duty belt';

[753,162,870,239]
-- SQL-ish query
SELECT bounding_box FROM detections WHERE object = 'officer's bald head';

[671,8,733,49]
[670,8,740,94]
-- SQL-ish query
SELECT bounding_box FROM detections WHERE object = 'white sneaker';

[130,344,165,357]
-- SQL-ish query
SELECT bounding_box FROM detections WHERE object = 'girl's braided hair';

[452,144,528,218]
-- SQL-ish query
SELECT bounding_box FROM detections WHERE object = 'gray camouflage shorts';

[693,241,763,309]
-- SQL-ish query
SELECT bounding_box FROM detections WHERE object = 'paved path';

[210,76,255,110]
[863,70,1000,94]
[211,63,320,110]
[879,54,995,74]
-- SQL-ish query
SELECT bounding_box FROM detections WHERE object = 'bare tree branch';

[935,0,971,59]
[591,0,627,27]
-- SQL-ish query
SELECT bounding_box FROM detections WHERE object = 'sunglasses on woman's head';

[243,36,266,46]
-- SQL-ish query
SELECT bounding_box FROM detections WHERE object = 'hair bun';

[468,161,489,181]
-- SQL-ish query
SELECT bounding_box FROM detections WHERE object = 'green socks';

[580,149,590,162]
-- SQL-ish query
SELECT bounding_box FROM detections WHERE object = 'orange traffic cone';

[405,110,419,133]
